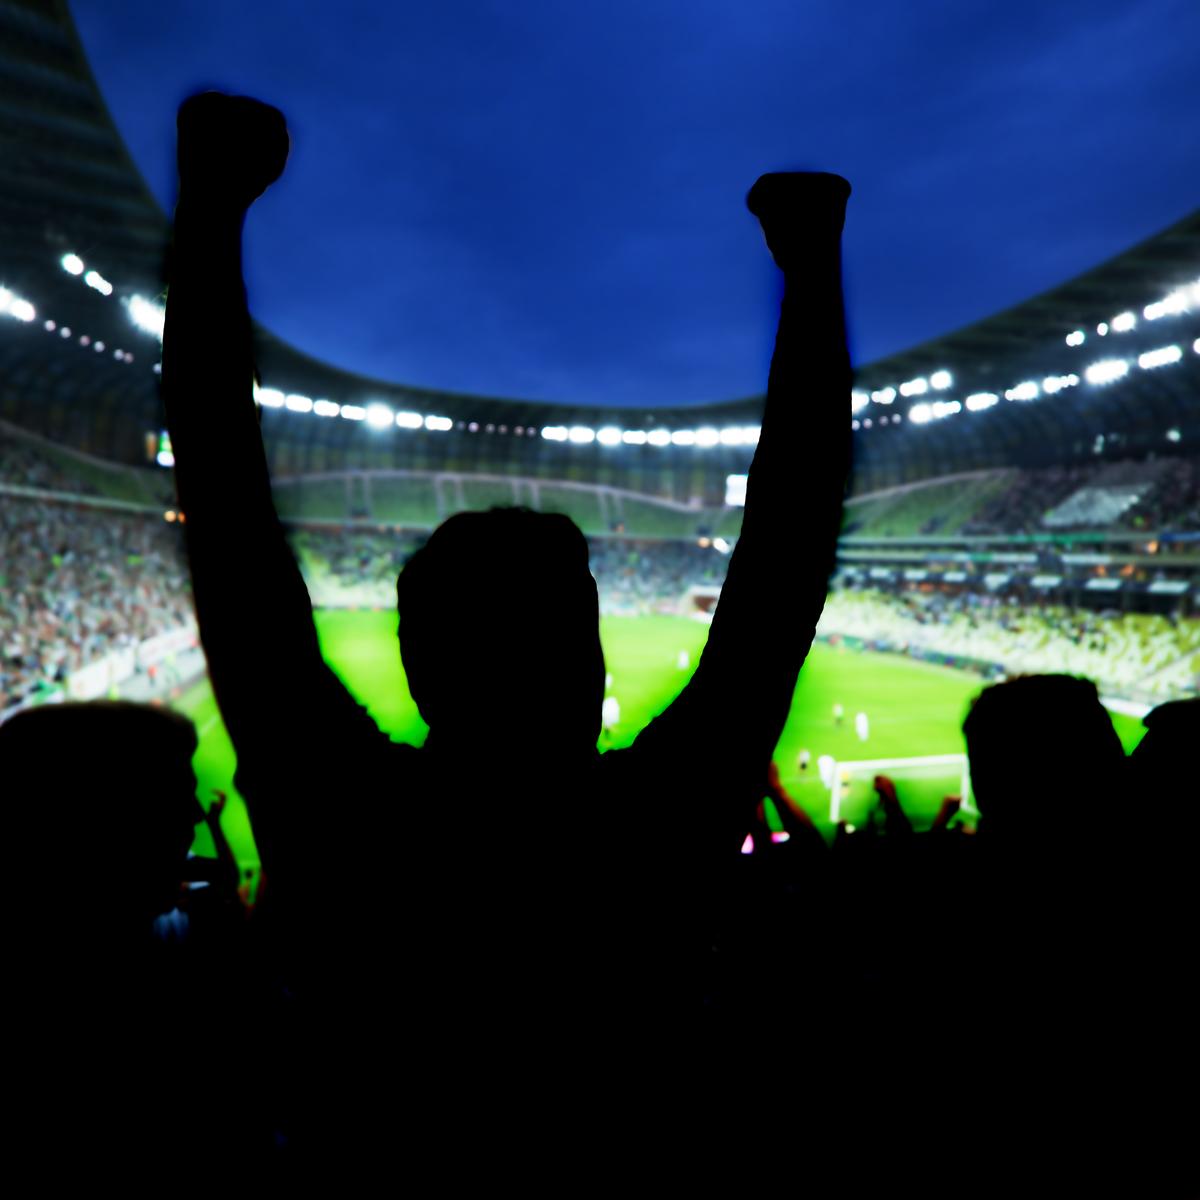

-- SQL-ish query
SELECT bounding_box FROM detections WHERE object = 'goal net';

[825,753,976,829]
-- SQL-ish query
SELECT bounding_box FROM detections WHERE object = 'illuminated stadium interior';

[1,0,1197,880]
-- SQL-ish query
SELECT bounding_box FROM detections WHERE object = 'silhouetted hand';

[746,172,850,272]
[177,92,289,211]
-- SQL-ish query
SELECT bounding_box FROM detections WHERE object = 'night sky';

[74,0,1200,407]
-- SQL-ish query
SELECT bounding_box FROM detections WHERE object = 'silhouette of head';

[1,701,202,922]
[1131,697,1198,838]
[963,674,1125,843]
[397,508,605,758]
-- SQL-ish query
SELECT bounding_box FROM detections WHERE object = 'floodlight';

[94,341,105,352]
[61,253,84,275]
[125,295,165,340]
[1005,381,1039,401]
[670,430,696,446]
[871,387,896,404]
[930,370,953,390]
[1138,345,1182,370]
[908,404,932,424]
[340,405,366,421]
[425,415,453,431]
[156,449,175,467]
[256,388,285,408]
[741,426,761,444]
[712,537,731,554]
[313,399,340,417]
[851,419,861,430]
[568,426,595,444]
[622,430,648,445]
[1166,429,1181,443]
[597,426,622,446]
[719,427,745,445]
[1110,311,1136,332]
[931,400,961,418]
[9,299,34,322]
[647,429,671,446]
[695,427,719,447]
[84,270,113,296]
[851,390,870,413]
[285,394,313,413]
[396,411,423,428]
[966,393,998,411]
[1065,331,1085,346]
[44,319,55,331]
[366,404,394,427]
[899,377,928,397]
[541,425,568,441]
[1084,359,1129,385]
[1096,322,1109,336]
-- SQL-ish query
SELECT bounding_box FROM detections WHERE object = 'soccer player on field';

[855,710,870,741]
[833,701,844,725]
[676,649,690,671]
[162,93,853,1078]
[601,694,620,741]
[797,748,811,772]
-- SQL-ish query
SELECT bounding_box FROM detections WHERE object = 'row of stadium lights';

[12,251,1199,444]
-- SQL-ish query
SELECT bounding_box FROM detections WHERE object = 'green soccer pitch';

[175,609,1148,869]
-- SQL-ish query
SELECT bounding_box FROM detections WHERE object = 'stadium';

[1,0,1197,878]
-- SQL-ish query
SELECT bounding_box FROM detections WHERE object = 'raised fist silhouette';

[746,172,850,271]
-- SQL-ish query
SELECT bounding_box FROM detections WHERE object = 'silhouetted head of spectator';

[0,701,202,924]
[397,508,605,760]
[1131,697,1199,840]
[963,674,1125,844]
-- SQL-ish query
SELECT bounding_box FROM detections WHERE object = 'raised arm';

[633,173,852,843]
[162,94,376,871]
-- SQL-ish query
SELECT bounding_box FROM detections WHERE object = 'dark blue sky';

[74,0,1200,407]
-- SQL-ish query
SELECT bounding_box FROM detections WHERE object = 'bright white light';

[741,426,761,445]
[541,425,568,441]
[125,294,165,340]
[425,415,453,432]
[156,450,175,467]
[1110,311,1136,333]
[1085,359,1129,385]
[648,429,671,447]
[1042,375,1078,394]
[931,400,961,419]
[909,403,933,424]
[1065,330,1085,346]
[695,427,719,448]
[725,474,747,506]
[670,430,696,446]
[365,404,394,428]
[851,419,861,430]
[84,270,113,297]
[899,377,928,397]
[0,287,11,313]
[871,387,896,405]
[1166,428,1181,443]
[597,426,622,446]
[93,341,105,352]
[1138,345,1182,370]
[930,370,953,390]
[568,425,595,444]
[313,399,340,417]
[622,430,648,445]
[256,388,285,408]
[1005,381,1039,401]
[862,418,873,429]
[712,537,731,554]
[61,253,84,275]
[1144,289,1190,321]
[60,327,71,338]
[9,299,35,322]
[1194,338,1200,355]
[719,427,745,445]
[79,334,90,346]
[340,405,366,421]
[1097,322,1109,336]
[285,393,313,413]
[44,319,55,331]
[395,410,423,429]
[966,392,999,411]
[851,390,870,413]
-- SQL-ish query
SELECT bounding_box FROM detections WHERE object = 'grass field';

[177,609,1148,868]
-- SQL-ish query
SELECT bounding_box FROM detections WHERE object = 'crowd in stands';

[820,586,1199,701]
[0,428,102,496]
[0,497,193,711]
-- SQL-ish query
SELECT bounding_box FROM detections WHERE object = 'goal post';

[827,753,976,828]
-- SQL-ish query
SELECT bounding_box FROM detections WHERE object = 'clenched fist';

[177,92,290,211]
[746,172,850,272]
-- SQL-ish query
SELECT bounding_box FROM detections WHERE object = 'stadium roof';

[1,0,1197,486]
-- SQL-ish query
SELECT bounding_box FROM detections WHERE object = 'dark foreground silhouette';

[163,93,851,1142]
